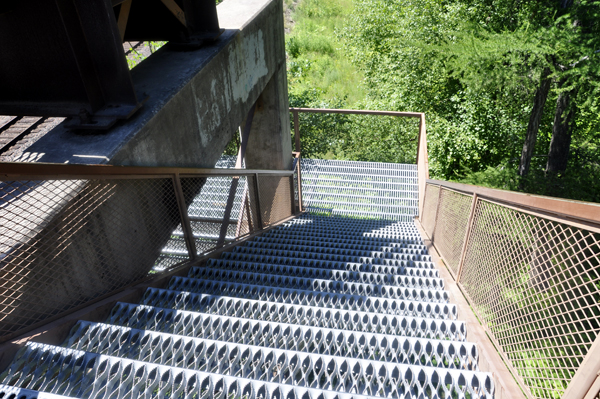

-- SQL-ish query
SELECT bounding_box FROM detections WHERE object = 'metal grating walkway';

[300,159,418,221]
[0,159,494,399]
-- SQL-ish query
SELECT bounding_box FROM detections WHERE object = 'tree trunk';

[546,80,577,176]
[518,67,552,179]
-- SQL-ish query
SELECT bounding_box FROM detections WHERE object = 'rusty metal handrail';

[288,107,429,217]
[420,179,600,399]
[0,162,293,179]
[427,179,600,228]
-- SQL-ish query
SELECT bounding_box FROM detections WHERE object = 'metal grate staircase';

[300,159,418,221]
[0,159,495,399]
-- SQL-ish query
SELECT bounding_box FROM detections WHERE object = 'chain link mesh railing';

[461,200,600,399]
[0,177,180,342]
[422,181,600,399]
[432,189,473,277]
[0,163,297,343]
[421,184,439,238]
[257,175,293,227]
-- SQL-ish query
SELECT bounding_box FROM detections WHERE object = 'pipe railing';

[289,107,428,214]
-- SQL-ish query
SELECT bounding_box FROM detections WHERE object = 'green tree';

[339,0,600,201]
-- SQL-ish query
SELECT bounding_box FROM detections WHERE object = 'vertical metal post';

[235,184,249,237]
[54,0,106,111]
[293,110,301,153]
[217,176,239,248]
[431,185,443,243]
[420,182,429,225]
[416,114,429,221]
[172,173,197,259]
[253,173,263,229]
[297,156,303,212]
[117,0,132,41]
[245,191,254,233]
[455,194,478,282]
[289,175,296,214]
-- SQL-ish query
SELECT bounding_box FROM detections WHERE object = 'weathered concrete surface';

[245,68,292,171]
[26,0,290,169]
[244,69,293,224]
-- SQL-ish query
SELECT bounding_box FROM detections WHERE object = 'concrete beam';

[25,0,288,169]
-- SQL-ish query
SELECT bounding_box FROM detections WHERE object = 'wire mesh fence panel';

[179,175,248,257]
[433,188,473,277]
[421,184,439,238]
[234,182,255,239]
[0,178,182,342]
[458,199,600,399]
[256,175,293,227]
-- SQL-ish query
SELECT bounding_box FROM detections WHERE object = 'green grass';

[285,0,366,106]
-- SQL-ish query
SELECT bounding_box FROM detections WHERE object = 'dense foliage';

[285,0,600,202]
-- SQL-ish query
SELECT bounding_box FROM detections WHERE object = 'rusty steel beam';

[0,0,220,128]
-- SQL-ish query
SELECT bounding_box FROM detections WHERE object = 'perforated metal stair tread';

[66,321,480,372]
[0,158,495,398]
[109,302,466,341]
[67,321,479,370]
[141,287,459,320]
[167,275,451,303]
[206,258,441,280]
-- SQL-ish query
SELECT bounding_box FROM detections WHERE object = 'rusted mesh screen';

[156,175,258,265]
[433,188,473,277]
[185,175,236,256]
[459,199,600,399]
[257,175,293,227]
[421,184,439,237]
[0,178,182,342]
[0,169,295,342]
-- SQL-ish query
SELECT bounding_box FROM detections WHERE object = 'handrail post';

[292,152,303,212]
[293,110,301,153]
[172,173,197,260]
[297,156,303,212]
[456,193,478,282]
[431,184,443,243]
[235,184,249,237]
[417,114,429,221]
[289,174,296,214]
[563,333,600,399]
[216,176,239,247]
[253,173,263,229]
